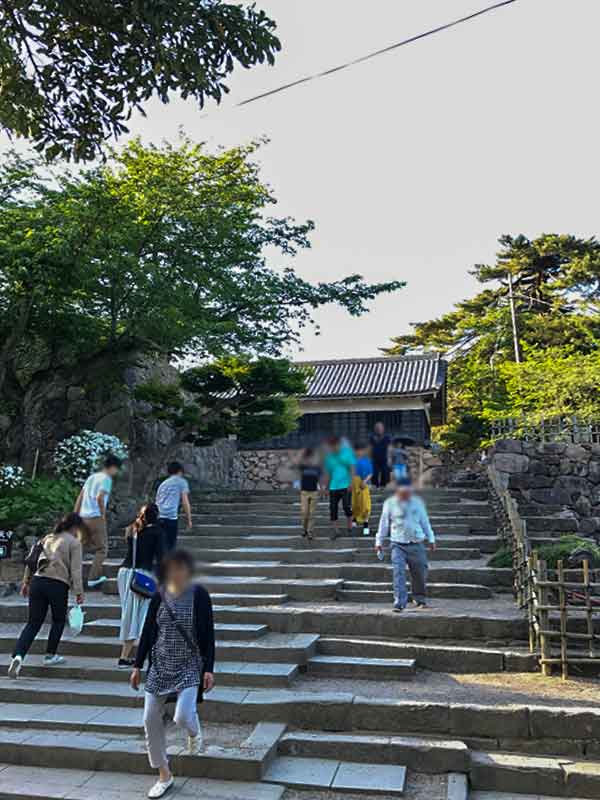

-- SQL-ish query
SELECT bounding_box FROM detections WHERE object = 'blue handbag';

[129,533,157,598]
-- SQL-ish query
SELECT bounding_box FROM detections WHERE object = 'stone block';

[449,705,528,739]
[493,440,523,454]
[352,698,450,734]
[263,756,338,788]
[447,772,468,800]
[469,751,565,795]
[563,761,600,796]
[494,453,529,474]
[529,705,600,740]
[332,761,407,794]
[498,737,584,757]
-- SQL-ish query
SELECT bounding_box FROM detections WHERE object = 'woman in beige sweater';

[8,512,85,679]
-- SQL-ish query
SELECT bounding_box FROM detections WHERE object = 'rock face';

[488,439,600,535]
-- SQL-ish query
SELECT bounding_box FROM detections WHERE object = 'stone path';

[1,484,600,798]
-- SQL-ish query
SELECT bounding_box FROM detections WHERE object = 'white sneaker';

[43,654,65,666]
[187,733,204,755]
[8,655,22,679]
[87,576,108,588]
[148,776,174,798]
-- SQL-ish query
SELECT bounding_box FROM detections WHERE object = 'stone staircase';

[1,483,600,798]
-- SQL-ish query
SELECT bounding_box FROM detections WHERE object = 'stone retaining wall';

[488,439,600,536]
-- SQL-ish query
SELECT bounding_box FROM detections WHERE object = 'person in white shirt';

[74,455,122,588]
[375,479,436,612]
[155,462,193,551]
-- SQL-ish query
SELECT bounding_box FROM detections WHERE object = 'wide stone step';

[263,755,407,794]
[192,513,495,527]
[100,581,289,606]
[190,488,489,500]
[0,725,275,784]
[0,764,286,800]
[316,637,536,673]
[0,653,299,688]
[337,582,493,601]
[189,524,485,536]
[82,619,270,641]
[308,654,416,680]
[470,750,600,798]
[278,729,469,773]
[0,630,320,665]
[183,545,483,562]
[191,501,492,514]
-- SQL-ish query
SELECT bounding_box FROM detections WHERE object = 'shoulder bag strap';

[131,530,137,570]
[160,590,200,656]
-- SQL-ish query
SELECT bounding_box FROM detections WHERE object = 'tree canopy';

[0,0,280,161]
[385,234,600,448]
[0,139,403,404]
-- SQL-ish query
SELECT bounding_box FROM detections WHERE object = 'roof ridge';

[295,353,443,367]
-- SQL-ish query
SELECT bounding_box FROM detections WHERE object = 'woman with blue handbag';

[117,503,163,668]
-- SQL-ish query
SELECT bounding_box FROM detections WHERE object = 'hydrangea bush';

[53,430,128,484]
[0,465,26,490]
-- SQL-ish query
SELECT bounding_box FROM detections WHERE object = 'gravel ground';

[295,669,600,708]
[283,772,446,800]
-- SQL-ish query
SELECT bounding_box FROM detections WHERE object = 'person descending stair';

[323,436,356,540]
[8,512,85,678]
[131,549,215,799]
[297,448,322,540]
[375,479,436,612]
[352,443,373,536]
[117,502,164,668]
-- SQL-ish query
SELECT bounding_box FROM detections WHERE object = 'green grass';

[488,536,600,570]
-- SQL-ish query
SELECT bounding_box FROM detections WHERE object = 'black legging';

[372,461,390,488]
[329,488,352,521]
[13,576,68,658]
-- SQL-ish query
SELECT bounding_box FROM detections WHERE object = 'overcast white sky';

[4,1,599,361]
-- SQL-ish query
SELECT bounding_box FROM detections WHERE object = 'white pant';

[143,687,200,769]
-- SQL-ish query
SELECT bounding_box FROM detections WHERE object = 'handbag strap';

[131,530,137,570]
[160,590,200,656]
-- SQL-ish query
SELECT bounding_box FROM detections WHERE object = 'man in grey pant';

[375,479,436,612]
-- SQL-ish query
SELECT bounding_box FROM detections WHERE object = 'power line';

[237,0,518,108]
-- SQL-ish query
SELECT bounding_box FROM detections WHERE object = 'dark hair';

[167,461,184,476]
[103,454,122,469]
[127,502,159,539]
[302,448,314,459]
[54,512,84,534]
[354,442,366,450]
[392,437,405,446]
[327,436,341,446]
[396,477,412,488]
[158,548,195,584]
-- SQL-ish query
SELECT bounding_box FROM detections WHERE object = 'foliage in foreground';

[488,537,600,570]
[385,234,600,449]
[0,477,78,540]
[0,1,280,161]
[0,140,403,410]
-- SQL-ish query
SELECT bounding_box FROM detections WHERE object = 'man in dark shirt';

[298,448,322,540]
[369,422,391,488]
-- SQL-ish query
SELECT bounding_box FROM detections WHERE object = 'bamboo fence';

[487,464,600,679]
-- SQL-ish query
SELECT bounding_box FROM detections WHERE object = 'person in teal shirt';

[323,437,356,539]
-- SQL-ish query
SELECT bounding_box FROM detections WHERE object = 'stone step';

[316,637,536,673]
[191,514,495,527]
[0,653,299,688]
[84,619,270,641]
[182,546,483,563]
[0,631,320,665]
[190,488,489,500]
[470,750,600,798]
[100,582,290,605]
[0,764,286,800]
[307,654,416,680]
[263,755,407,794]
[199,563,512,588]
[472,794,591,800]
[337,582,493,601]
[190,524,489,536]
[0,725,275,784]
[278,729,469,773]
[191,502,492,514]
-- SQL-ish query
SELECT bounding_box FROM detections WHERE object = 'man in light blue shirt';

[375,479,436,611]
[156,461,192,550]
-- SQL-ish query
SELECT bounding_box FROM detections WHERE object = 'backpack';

[24,537,48,574]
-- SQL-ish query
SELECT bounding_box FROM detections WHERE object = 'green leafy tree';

[0,139,403,443]
[134,356,307,489]
[385,234,600,449]
[0,0,280,160]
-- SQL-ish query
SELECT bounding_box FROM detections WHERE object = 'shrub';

[0,477,79,541]
[488,537,600,570]
[0,465,26,490]
[54,430,128,484]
